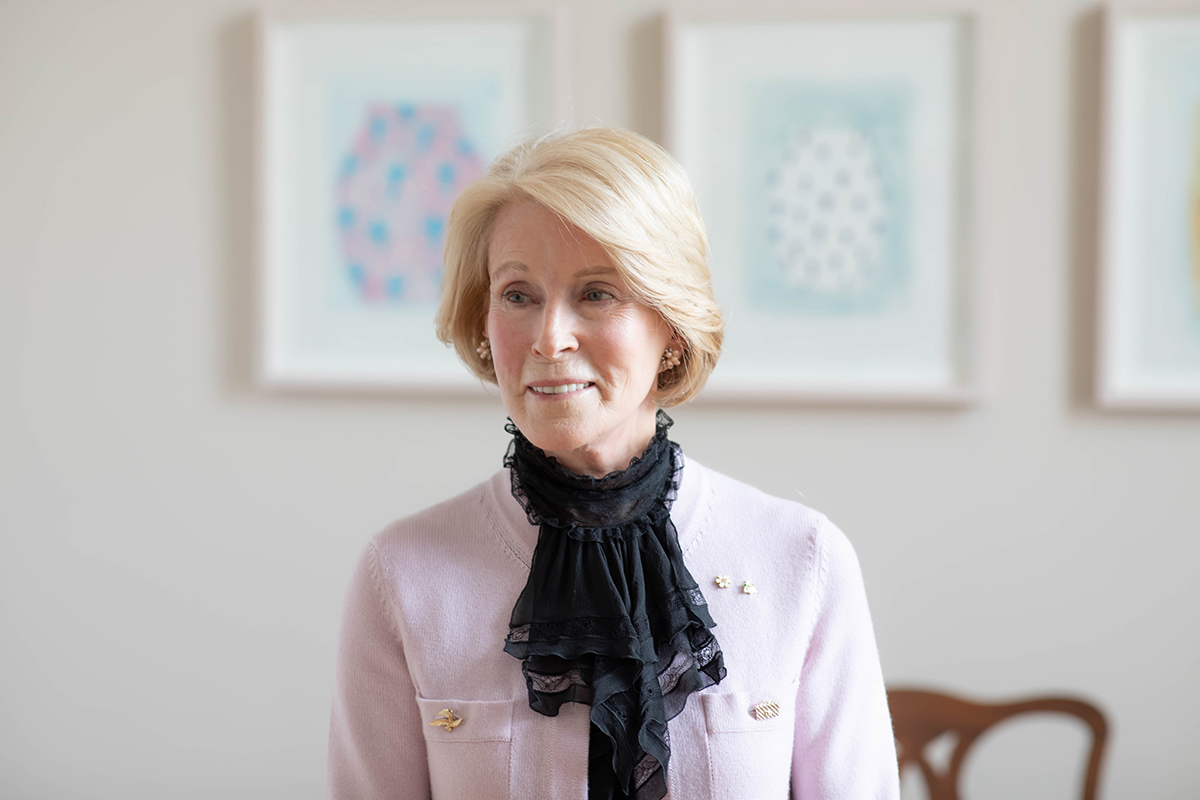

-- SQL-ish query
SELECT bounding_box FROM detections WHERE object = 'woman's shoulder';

[354,470,533,610]
[683,459,859,577]
[687,459,831,536]
[369,469,515,556]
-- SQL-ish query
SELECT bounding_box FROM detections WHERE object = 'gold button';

[754,701,780,720]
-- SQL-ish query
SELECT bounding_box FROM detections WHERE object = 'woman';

[329,128,899,800]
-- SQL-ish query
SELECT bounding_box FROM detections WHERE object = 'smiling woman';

[485,200,673,476]
[328,128,900,800]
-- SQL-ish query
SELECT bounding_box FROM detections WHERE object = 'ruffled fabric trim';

[503,412,726,800]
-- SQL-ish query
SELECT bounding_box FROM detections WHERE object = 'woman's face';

[486,200,672,477]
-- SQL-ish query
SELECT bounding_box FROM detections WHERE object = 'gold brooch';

[741,581,757,595]
[429,709,464,731]
[714,575,732,589]
[754,701,780,720]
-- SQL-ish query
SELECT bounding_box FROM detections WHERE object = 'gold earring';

[477,338,492,361]
[660,348,681,371]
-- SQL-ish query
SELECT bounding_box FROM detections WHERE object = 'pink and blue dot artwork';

[335,102,484,306]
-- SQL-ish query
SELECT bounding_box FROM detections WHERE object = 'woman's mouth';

[529,382,594,395]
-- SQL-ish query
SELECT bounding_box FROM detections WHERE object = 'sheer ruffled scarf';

[502,412,726,800]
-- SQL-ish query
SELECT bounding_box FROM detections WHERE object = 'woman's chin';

[511,418,594,460]
[508,392,594,437]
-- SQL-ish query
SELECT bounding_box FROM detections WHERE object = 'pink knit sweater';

[329,456,899,799]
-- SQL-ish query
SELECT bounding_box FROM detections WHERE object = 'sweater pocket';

[417,696,514,800]
[701,688,796,798]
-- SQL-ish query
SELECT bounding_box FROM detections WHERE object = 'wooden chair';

[887,687,1108,800]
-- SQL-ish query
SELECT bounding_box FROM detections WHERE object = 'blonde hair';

[435,127,723,406]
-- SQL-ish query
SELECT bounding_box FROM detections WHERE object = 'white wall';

[1,0,1197,797]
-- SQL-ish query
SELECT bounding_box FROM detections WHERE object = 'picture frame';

[1097,3,1200,410]
[255,4,569,392]
[665,7,981,405]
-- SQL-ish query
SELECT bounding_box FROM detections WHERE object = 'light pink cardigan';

[329,457,899,799]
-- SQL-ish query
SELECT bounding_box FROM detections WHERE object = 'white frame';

[665,5,984,406]
[1097,2,1200,410]
[255,3,570,392]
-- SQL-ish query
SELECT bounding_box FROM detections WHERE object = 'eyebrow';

[574,266,619,278]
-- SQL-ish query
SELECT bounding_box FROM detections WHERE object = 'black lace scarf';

[502,411,726,800]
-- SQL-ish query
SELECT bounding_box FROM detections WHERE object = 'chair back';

[887,687,1108,800]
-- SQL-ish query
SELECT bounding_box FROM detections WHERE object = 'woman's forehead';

[487,201,613,279]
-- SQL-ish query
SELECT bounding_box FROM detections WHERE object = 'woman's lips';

[527,382,595,395]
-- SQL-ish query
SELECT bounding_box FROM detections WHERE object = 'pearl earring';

[660,348,681,371]
[477,338,492,361]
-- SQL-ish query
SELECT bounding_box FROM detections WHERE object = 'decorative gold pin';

[714,575,732,589]
[429,709,464,731]
[754,700,780,720]
[741,581,757,595]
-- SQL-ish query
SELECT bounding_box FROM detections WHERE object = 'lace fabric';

[503,412,726,800]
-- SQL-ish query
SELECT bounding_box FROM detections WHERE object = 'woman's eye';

[585,289,614,302]
[504,291,529,304]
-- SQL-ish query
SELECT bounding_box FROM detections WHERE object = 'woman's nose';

[531,301,578,358]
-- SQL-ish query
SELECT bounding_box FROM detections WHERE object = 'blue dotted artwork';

[335,103,483,305]
[745,84,912,315]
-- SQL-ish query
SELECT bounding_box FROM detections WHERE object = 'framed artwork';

[666,8,980,404]
[256,5,568,391]
[1097,4,1200,410]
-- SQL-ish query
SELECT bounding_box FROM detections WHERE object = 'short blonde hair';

[435,127,723,406]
